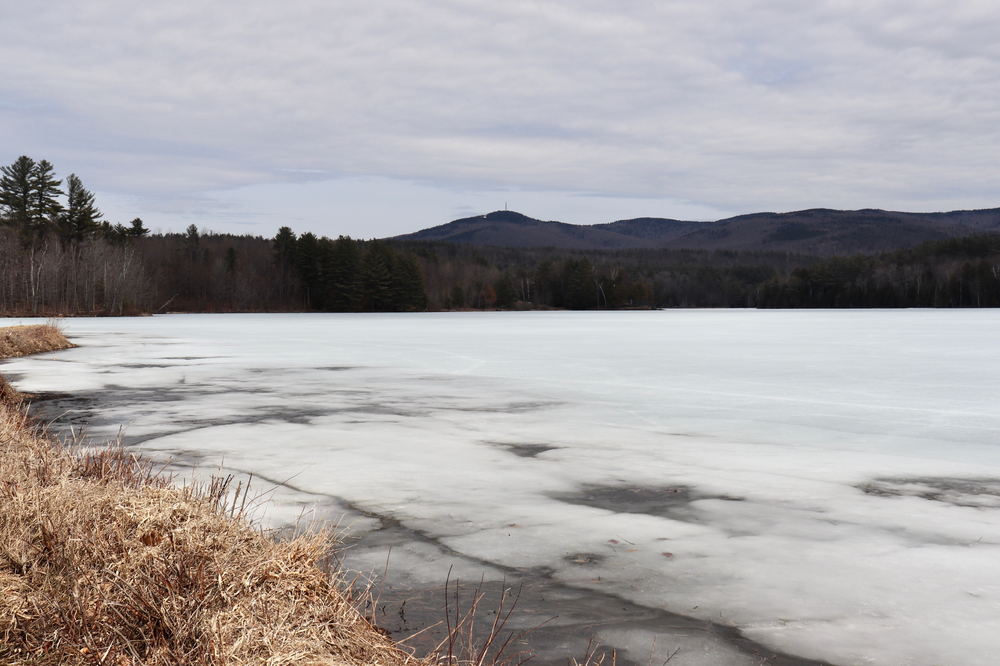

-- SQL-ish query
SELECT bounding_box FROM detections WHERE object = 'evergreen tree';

[562,257,598,309]
[450,285,466,308]
[0,156,64,243]
[494,272,517,307]
[128,217,149,237]
[100,220,131,244]
[0,156,34,229]
[391,251,427,311]
[185,224,201,259]
[59,173,103,243]
[361,242,392,311]
[295,232,322,306]
[30,160,63,228]
[273,226,297,269]
[326,235,362,311]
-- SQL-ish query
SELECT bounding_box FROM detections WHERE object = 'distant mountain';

[392,207,1000,255]
[392,210,661,250]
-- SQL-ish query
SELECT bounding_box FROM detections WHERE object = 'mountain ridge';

[391,207,1000,255]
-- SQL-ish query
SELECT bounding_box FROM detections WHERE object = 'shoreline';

[0,325,423,666]
[0,323,76,402]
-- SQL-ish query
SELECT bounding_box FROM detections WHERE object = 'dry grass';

[0,402,425,666]
[0,373,19,403]
[0,321,75,360]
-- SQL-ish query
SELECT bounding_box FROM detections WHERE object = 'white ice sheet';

[3,310,998,666]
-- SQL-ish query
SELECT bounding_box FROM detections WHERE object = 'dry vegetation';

[0,398,427,666]
[0,373,18,403]
[0,322,75,360]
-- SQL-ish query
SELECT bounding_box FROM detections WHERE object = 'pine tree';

[128,218,149,237]
[0,156,35,229]
[0,156,64,243]
[60,173,103,243]
[30,160,63,226]
[326,235,362,311]
[361,242,392,311]
[494,271,517,308]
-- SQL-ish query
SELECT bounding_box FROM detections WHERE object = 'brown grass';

[0,321,75,360]
[0,321,76,405]
[0,373,19,403]
[0,401,425,666]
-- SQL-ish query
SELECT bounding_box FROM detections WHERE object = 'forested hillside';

[398,235,1000,309]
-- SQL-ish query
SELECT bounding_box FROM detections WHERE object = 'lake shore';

[0,323,75,401]
[0,325,422,666]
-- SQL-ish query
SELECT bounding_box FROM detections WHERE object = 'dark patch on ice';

[556,485,693,515]
[492,442,558,458]
[552,484,744,521]
[28,386,351,444]
[859,477,1000,509]
[564,552,605,567]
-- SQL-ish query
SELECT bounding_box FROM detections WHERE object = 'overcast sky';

[3,1,998,238]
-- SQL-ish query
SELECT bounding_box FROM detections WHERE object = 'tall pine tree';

[59,173,103,243]
[0,156,64,243]
[0,156,35,229]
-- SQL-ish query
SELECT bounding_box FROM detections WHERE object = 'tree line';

[403,234,1000,310]
[756,234,1000,308]
[3,156,1000,314]
[0,156,151,315]
[273,228,427,312]
[402,241,807,309]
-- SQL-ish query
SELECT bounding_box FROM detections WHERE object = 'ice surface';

[4,311,1000,666]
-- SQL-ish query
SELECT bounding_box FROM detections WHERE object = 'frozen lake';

[3,311,999,666]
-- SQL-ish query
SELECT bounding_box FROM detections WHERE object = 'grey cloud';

[1,0,999,234]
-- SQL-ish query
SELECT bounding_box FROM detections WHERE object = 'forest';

[2,156,1000,314]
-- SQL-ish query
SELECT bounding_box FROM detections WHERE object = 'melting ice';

[3,311,999,666]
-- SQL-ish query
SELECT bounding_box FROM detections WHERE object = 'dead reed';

[0,372,19,403]
[0,401,425,666]
[0,320,75,360]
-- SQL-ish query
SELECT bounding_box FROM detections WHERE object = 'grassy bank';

[0,326,424,666]
[0,322,75,360]
[0,399,423,665]
[0,322,75,402]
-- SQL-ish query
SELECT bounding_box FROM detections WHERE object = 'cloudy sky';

[3,1,998,238]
